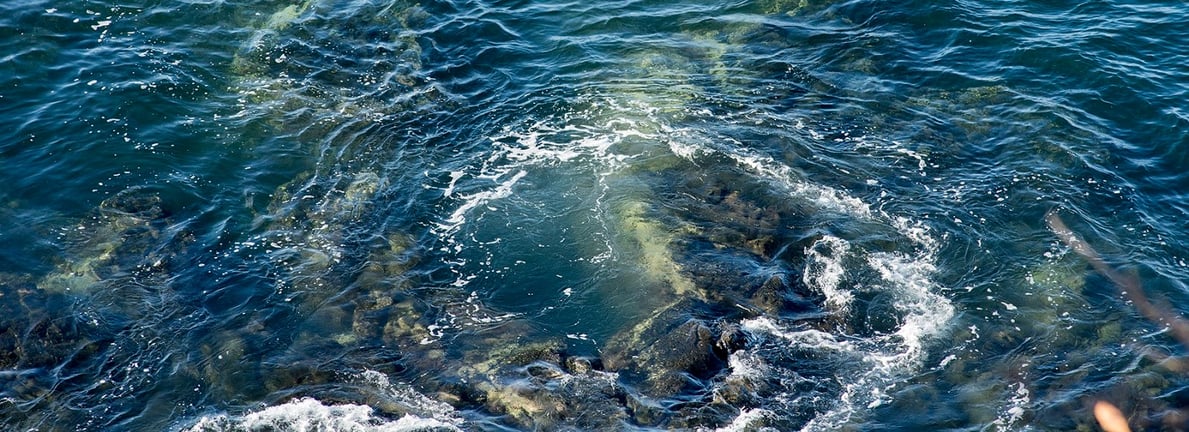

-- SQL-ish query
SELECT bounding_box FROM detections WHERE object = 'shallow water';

[2,0,1189,430]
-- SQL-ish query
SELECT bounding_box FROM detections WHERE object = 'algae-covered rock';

[266,171,384,233]
[603,300,742,396]
[257,171,389,310]
[354,233,417,291]
[751,275,796,315]
[596,165,816,412]
[1026,255,1087,294]
[465,364,630,430]
[612,166,813,304]
[194,329,268,400]
[612,51,703,122]
[758,0,839,16]
[614,199,700,297]
[340,172,385,218]
[459,339,565,380]
[447,338,632,430]
[228,0,434,143]
[0,274,90,369]
[37,188,167,294]
[264,0,314,31]
[0,273,113,429]
[378,298,429,345]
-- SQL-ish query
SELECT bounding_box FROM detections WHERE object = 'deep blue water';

[2,0,1189,430]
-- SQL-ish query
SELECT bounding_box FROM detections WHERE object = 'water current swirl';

[2,0,1189,430]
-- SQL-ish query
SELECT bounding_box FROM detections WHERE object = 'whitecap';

[735,221,953,431]
[183,398,461,432]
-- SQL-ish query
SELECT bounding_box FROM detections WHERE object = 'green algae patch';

[614,200,699,297]
[37,189,167,295]
[264,1,314,31]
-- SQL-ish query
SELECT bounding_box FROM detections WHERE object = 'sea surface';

[2,0,1188,430]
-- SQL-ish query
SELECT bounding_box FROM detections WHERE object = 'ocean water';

[2,0,1188,430]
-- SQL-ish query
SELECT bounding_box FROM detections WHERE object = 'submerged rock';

[0,274,92,370]
[37,188,169,295]
[758,0,840,16]
[258,171,391,311]
[228,0,434,144]
[263,0,314,31]
[614,199,700,298]
[0,273,115,430]
[604,299,745,397]
[589,165,823,426]
[442,336,632,430]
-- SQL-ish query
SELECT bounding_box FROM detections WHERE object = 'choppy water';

[2,0,1189,430]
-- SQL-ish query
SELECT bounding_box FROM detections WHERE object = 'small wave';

[184,370,463,432]
[707,408,778,432]
[183,398,460,432]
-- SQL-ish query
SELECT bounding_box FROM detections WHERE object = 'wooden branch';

[1045,210,1189,351]
[1093,400,1132,432]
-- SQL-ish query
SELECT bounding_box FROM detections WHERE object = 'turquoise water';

[2,0,1189,430]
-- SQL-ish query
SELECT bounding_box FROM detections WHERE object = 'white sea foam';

[742,317,856,353]
[738,219,952,431]
[866,249,951,359]
[707,408,778,432]
[432,113,638,249]
[185,370,462,432]
[710,146,874,219]
[358,370,460,423]
[993,382,1031,429]
[726,350,770,380]
[184,398,460,432]
[441,170,465,198]
[804,236,855,313]
[436,169,526,239]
